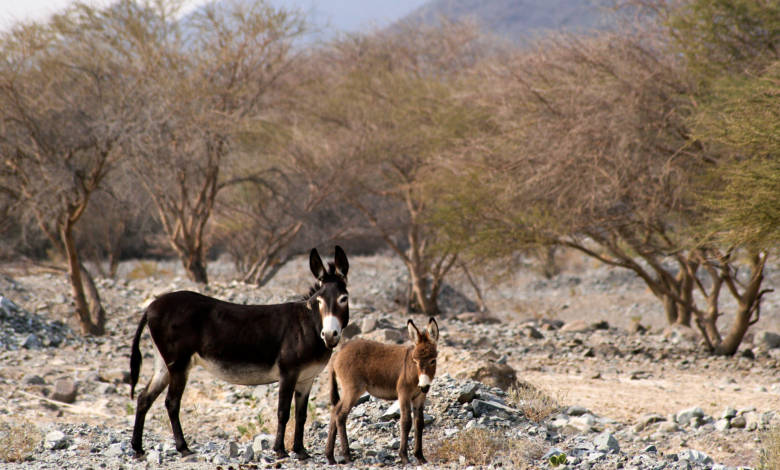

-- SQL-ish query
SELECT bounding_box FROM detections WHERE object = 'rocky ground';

[0,252,779,469]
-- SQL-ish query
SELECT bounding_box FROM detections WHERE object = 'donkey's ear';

[426,317,439,343]
[310,248,325,280]
[407,319,420,343]
[334,245,349,278]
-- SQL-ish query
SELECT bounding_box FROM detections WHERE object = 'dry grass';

[758,426,780,470]
[507,383,565,423]
[127,261,172,280]
[431,428,544,467]
[0,419,41,462]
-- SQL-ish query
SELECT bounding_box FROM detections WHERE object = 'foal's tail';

[329,364,340,406]
[129,311,148,399]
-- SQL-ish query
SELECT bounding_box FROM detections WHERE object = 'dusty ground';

[1,251,778,467]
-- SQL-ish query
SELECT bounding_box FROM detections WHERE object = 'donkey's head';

[309,245,349,349]
[408,318,439,393]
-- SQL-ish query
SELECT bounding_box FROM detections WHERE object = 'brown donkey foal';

[326,318,439,465]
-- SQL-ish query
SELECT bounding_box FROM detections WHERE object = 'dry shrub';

[431,428,543,467]
[0,419,41,462]
[127,261,171,280]
[507,383,565,423]
[758,426,780,470]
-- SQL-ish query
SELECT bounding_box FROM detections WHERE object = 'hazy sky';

[1,0,428,31]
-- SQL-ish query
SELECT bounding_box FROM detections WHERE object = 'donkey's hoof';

[275,449,289,459]
[179,448,194,457]
[291,449,310,460]
[132,449,145,459]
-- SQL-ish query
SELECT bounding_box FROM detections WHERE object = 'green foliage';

[549,452,568,467]
[665,0,780,82]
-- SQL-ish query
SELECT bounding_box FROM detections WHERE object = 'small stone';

[44,430,69,450]
[730,415,747,429]
[678,449,713,465]
[567,405,589,416]
[676,406,704,426]
[714,419,730,431]
[381,401,401,420]
[241,443,254,463]
[23,374,46,385]
[470,399,516,418]
[381,328,404,343]
[227,441,239,458]
[145,450,162,464]
[722,407,737,419]
[756,331,780,349]
[456,383,479,404]
[658,422,680,433]
[341,322,361,340]
[105,442,124,458]
[360,317,378,333]
[21,334,42,349]
[51,379,78,403]
[643,445,657,453]
[252,434,274,454]
[593,431,619,453]
[523,325,544,339]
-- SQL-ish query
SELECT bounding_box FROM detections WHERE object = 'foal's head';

[309,245,349,349]
[408,318,439,393]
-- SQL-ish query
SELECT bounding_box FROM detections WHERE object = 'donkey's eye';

[338,294,348,305]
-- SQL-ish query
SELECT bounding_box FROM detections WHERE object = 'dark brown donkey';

[326,318,439,465]
[129,246,349,459]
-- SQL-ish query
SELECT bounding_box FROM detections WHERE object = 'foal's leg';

[273,374,297,458]
[131,350,170,455]
[412,395,427,463]
[398,398,413,465]
[164,366,192,456]
[334,387,361,463]
[291,379,313,459]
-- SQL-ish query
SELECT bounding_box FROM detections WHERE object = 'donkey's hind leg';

[335,388,362,463]
[164,364,193,456]
[131,351,170,455]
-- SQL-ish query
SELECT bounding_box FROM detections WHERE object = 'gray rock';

[381,328,404,343]
[567,405,589,416]
[678,449,713,465]
[676,406,704,426]
[23,374,46,385]
[456,383,479,404]
[51,379,78,403]
[21,333,42,349]
[523,325,544,339]
[145,449,162,464]
[714,419,730,431]
[241,443,254,463]
[593,431,619,453]
[730,415,746,428]
[721,407,737,419]
[470,399,516,418]
[658,422,680,433]
[44,430,69,450]
[227,441,239,458]
[252,434,274,453]
[105,442,124,458]
[341,322,361,340]
[360,317,378,333]
[756,331,780,349]
[381,401,401,420]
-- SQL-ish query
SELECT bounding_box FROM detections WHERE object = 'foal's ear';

[426,317,439,343]
[407,319,421,343]
[310,248,325,280]
[334,245,349,279]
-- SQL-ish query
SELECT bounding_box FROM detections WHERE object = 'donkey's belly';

[192,354,280,385]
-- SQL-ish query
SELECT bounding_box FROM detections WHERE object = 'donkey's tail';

[129,311,148,399]
[329,364,340,406]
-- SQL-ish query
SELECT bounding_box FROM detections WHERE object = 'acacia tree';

[0,3,145,334]
[126,0,305,284]
[439,24,771,354]
[305,22,499,314]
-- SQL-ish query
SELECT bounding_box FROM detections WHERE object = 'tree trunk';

[408,267,439,315]
[61,221,105,335]
[184,252,208,284]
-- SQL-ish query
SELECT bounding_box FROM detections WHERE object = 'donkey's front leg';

[412,397,427,463]
[398,399,412,465]
[273,375,296,459]
[291,380,313,460]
